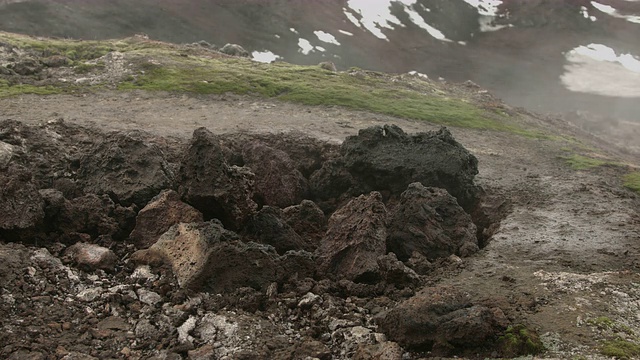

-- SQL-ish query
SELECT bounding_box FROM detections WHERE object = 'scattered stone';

[298,292,322,309]
[353,341,404,360]
[137,289,162,306]
[76,287,104,302]
[64,242,118,272]
[129,189,203,249]
[316,192,387,283]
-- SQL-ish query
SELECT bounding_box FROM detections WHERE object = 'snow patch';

[298,38,314,55]
[591,1,640,23]
[339,29,354,36]
[252,50,281,63]
[314,31,341,45]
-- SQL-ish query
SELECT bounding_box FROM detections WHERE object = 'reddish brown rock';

[242,141,309,208]
[316,192,388,283]
[129,189,203,249]
[178,127,257,230]
[375,285,509,354]
[282,200,327,249]
[0,165,44,230]
[387,183,478,261]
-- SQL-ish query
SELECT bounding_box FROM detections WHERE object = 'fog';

[0,0,639,147]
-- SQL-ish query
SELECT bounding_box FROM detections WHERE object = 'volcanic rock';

[220,43,250,57]
[129,189,203,249]
[353,341,404,360]
[282,199,327,246]
[57,194,136,241]
[63,242,118,272]
[243,206,311,254]
[310,125,481,212]
[242,140,309,208]
[0,165,44,230]
[177,127,257,230]
[387,183,478,261]
[78,130,174,207]
[316,192,388,283]
[376,285,509,354]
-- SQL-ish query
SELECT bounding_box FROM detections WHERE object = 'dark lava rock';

[56,194,136,241]
[242,141,309,208]
[78,130,174,207]
[129,189,203,249]
[376,253,421,289]
[310,125,481,212]
[244,206,312,254]
[0,165,44,230]
[178,127,257,230]
[387,183,478,261]
[9,58,43,75]
[376,285,509,354]
[316,192,388,283]
[282,200,327,248]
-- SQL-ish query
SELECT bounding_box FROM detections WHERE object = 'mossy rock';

[496,324,545,357]
[601,338,640,359]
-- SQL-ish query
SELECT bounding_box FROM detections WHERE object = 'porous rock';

[282,199,327,247]
[64,242,118,272]
[376,285,509,353]
[353,341,404,360]
[78,130,174,207]
[311,125,481,212]
[387,183,478,261]
[0,165,44,230]
[129,189,203,249]
[316,192,387,283]
[57,194,136,241]
[178,127,257,230]
[132,221,281,292]
[242,140,309,208]
[243,206,311,254]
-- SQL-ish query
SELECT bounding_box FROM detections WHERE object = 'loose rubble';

[0,120,522,359]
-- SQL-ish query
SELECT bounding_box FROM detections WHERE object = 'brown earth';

[1,88,639,359]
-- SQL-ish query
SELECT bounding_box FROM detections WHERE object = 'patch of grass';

[118,54,536,133]
[623,172,640,194]
[74,62,105,74]
[563,154,617,170]
[601,338,640,359]
[496,324,545,357]
[588,316,615,330]
[0,79,61,97]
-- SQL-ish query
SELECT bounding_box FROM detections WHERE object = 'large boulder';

[131,221,281,293]
[316,192,388,283]
[387,183,478,261]
[0,165,44,230]
[178,128,257,230]
[219,43,250,57]
[310,125,481,212]
[242,141,309,208]
[78,130,175,207]
[129,189,203,249]
[376,285,509,354]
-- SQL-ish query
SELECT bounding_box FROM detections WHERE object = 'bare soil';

[1,90,640,358]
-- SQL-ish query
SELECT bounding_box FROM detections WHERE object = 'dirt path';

[2,91,639,358]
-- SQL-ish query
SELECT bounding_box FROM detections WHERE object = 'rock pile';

[0,120,530,359]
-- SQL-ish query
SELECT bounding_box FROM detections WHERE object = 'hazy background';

[1,0,639,123]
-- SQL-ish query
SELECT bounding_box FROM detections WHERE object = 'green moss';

[497,324,545,357]
[588,316,615,330]
[623,172,640,194]
[563,154,616,170]
[0,79,61,97]
[74,62,105,74]
[601,338,640,359]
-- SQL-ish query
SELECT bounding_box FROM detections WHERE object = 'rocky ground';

[1,34,640,360]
